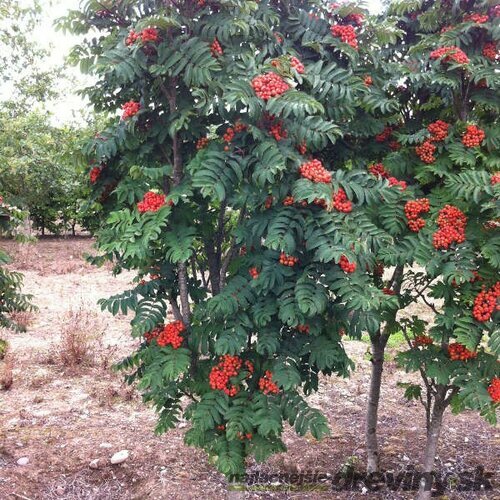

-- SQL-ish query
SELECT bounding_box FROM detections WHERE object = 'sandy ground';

[0,237,498,500]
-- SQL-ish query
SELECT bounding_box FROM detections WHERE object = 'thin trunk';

[365,264,404,474]
[418,387,447,500]
[366,332,389,474]
[164,76,191,325]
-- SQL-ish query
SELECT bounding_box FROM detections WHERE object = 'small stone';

[17,457,29,466]
[89,459,101,469]
[56,485,65,495]
[110,450,129,465]
[99,443,112,449]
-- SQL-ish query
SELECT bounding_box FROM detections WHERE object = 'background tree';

[354,1,499,497]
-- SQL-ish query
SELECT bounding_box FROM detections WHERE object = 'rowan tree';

[354,1,499,497]
[61,0,405,476]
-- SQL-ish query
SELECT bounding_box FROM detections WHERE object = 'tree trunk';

[366,332,389,474]
[418,388,446,500]
[365,264,404,474]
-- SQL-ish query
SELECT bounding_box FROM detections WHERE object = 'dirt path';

[0,238,497,499]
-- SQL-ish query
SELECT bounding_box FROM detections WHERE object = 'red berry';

[331,24,358,49]
[415,140,436,164]
[298,159,332,184]
[375,126,393,143]
[447,342,477,361]
[137,191,168,213]
[339,255,356,273]
[413,335,433,347]
[210,38,223,57]
[404,198,430,232]
[462,125,485,148]
[122,100,140,119]
[487,377,500,403]
[290,56,305,74]
[89,166,101,184]
[258,370,280,395]
[430,46,469,65]
[251,72,290,100]
[482,42,498,61]
[332,188,352,213]
[427,120,449,142]
[472,282,500,322]
[279,252,299,267]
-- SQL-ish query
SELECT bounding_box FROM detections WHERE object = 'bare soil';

[0,237,498,499]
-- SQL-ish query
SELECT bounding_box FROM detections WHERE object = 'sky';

[36,0,385,125]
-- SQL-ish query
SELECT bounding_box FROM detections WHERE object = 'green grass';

[357,330,408,349]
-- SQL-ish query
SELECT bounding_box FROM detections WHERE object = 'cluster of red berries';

[137,191,167,213]
[464,13,489,23]
[415,140,437,164]
[491,172,500,185]
[122,100,140,119]
[413,335,433,347]
[430,46,470,64]
[364,75,373,86]
[389,140,401,151]
[404,198,430,232]
[482,42,498,61]
[330,25,358,49]
[462,125,485,148]
[427,120,449,142]
[89,166,101,184]
[487,377,500,403]
[274,32,283,44]
[279,252,299,267]
[223,127,234,143]
[209,356,253,396]
[258,370,280,395]
[157,321,186,349]
[126,30,139,46]
[472,282,500,322]
[448,343,477,361]
[313,198,327,209]
[265,195,274,209]
[373,262,384,277]
[369,163,388,178]
[210,38,223,57]
[339,255,356,273]
[332,188,352,213]
[251,72,290,100]
[249,267,259,279]
[297,324,310,334]
[297,141,307,155]
[237,432,253,441]
[283,196,294,206]
[126,28,159,46]
[298,159,332,184]
[345,13,364,26]
[433,205,467,249]
[388,177,407,191]
[375,126,393,143]
[196,137,209,150]
[382,288,396,295]
[144,325,162,343]
[290,56,305,74]
[269,121,288,141]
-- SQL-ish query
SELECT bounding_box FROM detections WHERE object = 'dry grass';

[8,310,36,330]
[0,354,13,390]
[57,307,105,369]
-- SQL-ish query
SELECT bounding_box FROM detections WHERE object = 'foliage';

[62,0,408,475]
[0,201,36,332]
